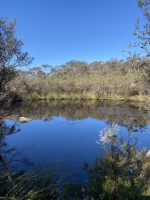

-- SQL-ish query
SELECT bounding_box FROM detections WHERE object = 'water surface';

[3,100,150,182]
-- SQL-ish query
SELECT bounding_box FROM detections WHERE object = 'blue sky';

[0,0,143,67]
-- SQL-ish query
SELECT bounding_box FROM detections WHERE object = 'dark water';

[3,100,150,183]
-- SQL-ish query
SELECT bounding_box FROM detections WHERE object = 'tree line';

[1,0,150,103]
[8,55,150,101]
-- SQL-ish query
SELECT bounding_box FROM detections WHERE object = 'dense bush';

[9,55,150,100]
[63,124,150,199]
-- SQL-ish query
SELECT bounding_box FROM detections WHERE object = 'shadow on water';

[5,99,150,132]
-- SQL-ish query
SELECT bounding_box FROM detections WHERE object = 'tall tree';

[0,17,33,93]
[133,0,150,56]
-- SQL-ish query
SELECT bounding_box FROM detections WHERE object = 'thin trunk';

[0,153,14,186]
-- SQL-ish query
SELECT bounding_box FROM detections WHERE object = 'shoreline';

[22,94,150,103]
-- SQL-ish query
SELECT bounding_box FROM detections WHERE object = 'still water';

[4,100,150,183]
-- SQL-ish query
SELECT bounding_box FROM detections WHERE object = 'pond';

[3,100,150,183]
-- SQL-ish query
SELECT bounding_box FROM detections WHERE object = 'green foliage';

[1,162,68,200]
[0,121,69,200]
[1,118,150,199]
[10,56,150,101]
[0,17,33,109]
[64,124,150,199]
[132,0,150,56]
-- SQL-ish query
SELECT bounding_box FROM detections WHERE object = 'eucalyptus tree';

[133,0,150,56]
[0,17,33,94]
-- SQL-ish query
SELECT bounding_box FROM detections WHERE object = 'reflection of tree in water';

[1,107,150,198]
[0,121,19,187]
[7,100,150,132]
[0,121,33,168]
[0,121,34,196]
[106,117,147,133]
[0,120,69,199]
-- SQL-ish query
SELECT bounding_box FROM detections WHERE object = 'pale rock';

[19,117,32,123]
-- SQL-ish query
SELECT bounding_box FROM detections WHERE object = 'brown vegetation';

[9,55,150,101]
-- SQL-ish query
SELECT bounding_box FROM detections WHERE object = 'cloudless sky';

[0,0,144,67]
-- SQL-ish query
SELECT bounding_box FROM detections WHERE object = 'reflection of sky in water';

[5,116,150,183]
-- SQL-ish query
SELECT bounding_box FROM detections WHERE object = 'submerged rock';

[19,117,32,123]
